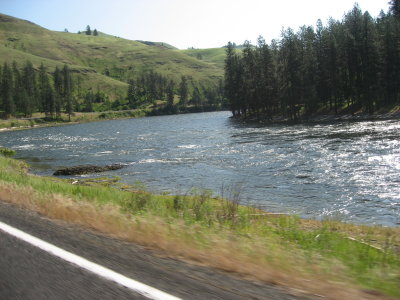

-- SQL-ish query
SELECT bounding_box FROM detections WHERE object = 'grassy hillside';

[181,47,227,68]
[0,13,223,100]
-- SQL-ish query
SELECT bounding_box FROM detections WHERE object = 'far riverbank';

[232,105,400,125]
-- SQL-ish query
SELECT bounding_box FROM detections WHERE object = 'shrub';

[0,147,16,157]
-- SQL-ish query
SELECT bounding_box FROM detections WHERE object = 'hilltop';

[0,13,223,101]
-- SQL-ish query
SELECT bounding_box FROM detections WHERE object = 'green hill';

[181,48,227,68]
[0,13,223,100]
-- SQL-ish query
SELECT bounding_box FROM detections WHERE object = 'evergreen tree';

[38,63,56,118]
[390,0,400,19]
[223,3,400,121]
[315,19,332,108]
[178,76,188,107]
[344,4,364,107]
[127,79,140,108]
[360,12,380,113]
[191,84,202,108]
[12,61,24,115]
[242,40,258,115]
[85,25,92,35]
[256,36,277,118]
[83,91,94,112]
[298,26,318,115]
[62,64,73,120]
[166,80,175,107]
[38,63,47,113]
[53,66,63,118]
[21,61,36,117]
[279,28,303,120]
[326,19,342,113]
[224,42,243,115]
[1,62,15,118]
[93,29,98,36]
[379,11,400,105]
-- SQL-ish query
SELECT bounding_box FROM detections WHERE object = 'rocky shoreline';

[53,164,125,176]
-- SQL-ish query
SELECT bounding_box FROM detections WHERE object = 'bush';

[0,147,16,157]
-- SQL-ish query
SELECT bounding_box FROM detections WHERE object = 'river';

[0,111,399,226]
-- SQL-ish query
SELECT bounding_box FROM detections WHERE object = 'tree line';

[224,3,400,120]
[77,25,98,36]
[124,71,226,113]
[0,59,227,119]
[0,61,74,120]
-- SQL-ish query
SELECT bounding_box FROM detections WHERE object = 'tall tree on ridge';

[85,25,92,35]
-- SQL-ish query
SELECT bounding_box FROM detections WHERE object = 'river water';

[0,111,399,226]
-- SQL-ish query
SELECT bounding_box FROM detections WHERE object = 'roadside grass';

[0,155,399,299]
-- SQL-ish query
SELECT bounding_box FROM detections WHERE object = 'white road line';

[0,221,182,300]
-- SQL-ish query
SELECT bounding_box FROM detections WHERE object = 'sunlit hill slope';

[0,13,223,100]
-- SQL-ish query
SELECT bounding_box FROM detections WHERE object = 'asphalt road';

[0,200,316,299]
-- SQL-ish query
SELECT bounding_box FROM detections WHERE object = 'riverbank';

[2,104,399,133]
[0,109,149,132]
[0,154,399,299]
[0,105,228,132]
[234,105,400,125]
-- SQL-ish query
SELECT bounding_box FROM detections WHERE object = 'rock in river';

[53,164,125,176]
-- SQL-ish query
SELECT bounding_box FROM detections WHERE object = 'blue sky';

[0,0,390,49]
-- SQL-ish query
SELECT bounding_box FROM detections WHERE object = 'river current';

[0,111,399,226]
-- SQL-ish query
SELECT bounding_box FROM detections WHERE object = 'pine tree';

[344,4,364,108]
[390,0,400,19]
[83,91,94,112]
[191,84,202,108]
[127,79,139,108]
[38,63,47,113]
[85,25,92,35]
[242,40,258,115]
[166,80,175,107]
[279,28,302,120]
[12,61,24,115]
[38,64,56,118]
[62,65,73,120]
[256,36,277,118]
[297,26,318,115]
[93,29,98,36]
[224,42,243,115]
[1,62,15,118]
[21,61,36,117]
[378,11,400,105]
[360,12,380,113]
[178,76,188,107]
[53,66,63,118]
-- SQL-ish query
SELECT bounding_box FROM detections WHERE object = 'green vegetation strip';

[0,154,399,298]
